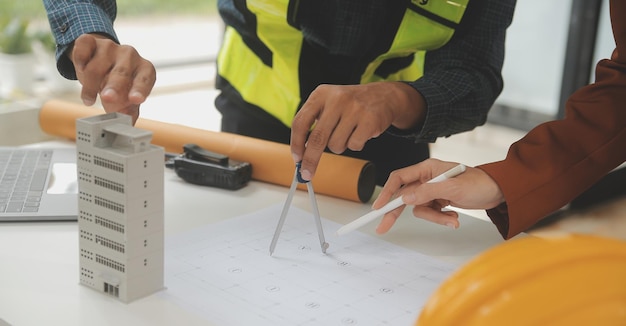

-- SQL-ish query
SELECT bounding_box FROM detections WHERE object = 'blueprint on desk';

[160,204,455,326]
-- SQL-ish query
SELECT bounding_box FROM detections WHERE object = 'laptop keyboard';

[0,150,51,213]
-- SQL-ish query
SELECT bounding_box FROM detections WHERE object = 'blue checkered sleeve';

[393,0,516,143]
[43,0,118,79]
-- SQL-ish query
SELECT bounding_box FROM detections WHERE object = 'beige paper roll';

[39,99,376,203]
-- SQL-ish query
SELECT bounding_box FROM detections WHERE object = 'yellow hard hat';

[416,234,626,325]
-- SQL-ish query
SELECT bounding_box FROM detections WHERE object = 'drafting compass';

[269,162,329,256]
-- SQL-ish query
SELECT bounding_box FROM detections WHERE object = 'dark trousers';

[216,93,429,186]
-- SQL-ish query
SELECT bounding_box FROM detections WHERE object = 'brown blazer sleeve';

[477,0,626,239]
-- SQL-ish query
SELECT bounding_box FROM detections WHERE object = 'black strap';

[407,2,460,30]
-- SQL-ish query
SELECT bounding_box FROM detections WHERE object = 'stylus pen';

[336,164,466,236]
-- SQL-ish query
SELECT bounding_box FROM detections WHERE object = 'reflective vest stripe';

[361,0,468,84]
[217,0,469,127]
[218,1,303,126]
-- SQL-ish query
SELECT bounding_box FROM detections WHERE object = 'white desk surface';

[0,141,510,326]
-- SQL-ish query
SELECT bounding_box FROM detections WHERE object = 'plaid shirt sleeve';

[391,0,516,143]
[43,0,119,80]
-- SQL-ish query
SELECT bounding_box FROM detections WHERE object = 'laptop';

[0,147,78,221]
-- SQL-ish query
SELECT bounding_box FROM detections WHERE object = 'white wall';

[496,0,615,116]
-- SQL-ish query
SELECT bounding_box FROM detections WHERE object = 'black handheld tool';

[166,143,252,190]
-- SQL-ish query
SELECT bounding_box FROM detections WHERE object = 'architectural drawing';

[76,113,164,302]
[161,204,455,325]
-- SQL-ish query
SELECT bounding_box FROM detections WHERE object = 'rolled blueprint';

[39,99,376,203]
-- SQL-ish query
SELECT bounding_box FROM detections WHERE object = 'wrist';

[390,82,426,130]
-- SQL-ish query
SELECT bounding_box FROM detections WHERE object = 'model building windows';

[94,176,125,193]
[93,156,124,172]
[104,282,120,298]
[94,196,124,213]
[95,254,125,273]
[95,216,125,234]
[96,235,125,253]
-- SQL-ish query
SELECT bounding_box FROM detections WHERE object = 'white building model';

[76,113,164,302]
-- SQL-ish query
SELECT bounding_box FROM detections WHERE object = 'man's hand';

[372,159,505,234]
[290,81,425,181]
[70,33,156,124]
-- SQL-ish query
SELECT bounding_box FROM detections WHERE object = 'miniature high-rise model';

[76,113,164,302]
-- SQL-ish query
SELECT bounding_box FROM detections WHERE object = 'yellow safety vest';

[217,0,469,127]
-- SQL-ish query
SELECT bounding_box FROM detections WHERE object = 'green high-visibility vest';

[217,0,469,127]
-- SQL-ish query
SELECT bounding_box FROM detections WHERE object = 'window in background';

[115,0,220,67]
[0,0,220,102]
[113,0,223,131]
[1,1,52,101]
[490,0,613,131]
[2,0,219,66]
